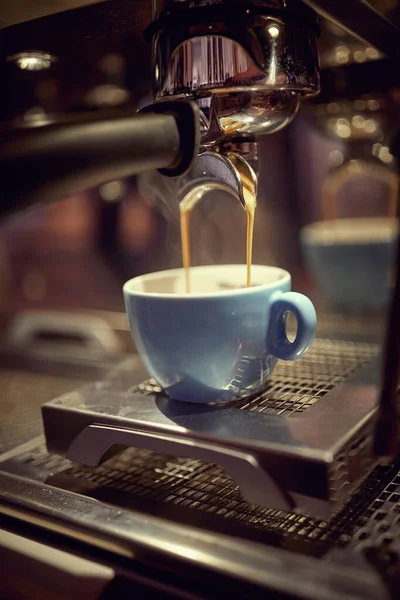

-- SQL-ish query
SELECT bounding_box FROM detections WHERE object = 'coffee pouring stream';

[177,146,258,292]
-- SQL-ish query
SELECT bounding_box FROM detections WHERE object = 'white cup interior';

[301,217,399,245]
[124,264,289,297]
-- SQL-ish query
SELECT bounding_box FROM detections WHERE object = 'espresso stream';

[180,178,256,293]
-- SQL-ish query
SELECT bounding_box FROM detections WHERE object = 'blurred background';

[0,0,400,361]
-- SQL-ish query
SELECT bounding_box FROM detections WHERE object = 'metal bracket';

[67,424,293,512]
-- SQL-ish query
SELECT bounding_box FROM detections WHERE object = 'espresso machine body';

[1,2,400,599]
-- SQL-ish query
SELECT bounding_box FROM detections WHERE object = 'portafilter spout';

[138,134,258,217]
[178,142,258,214]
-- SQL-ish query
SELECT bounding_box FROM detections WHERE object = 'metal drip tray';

[39,337,381,517]
[1,333,398,599]
[1,441,399,559]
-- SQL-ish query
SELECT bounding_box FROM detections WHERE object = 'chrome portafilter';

[148,0,320,144]
[142,0,320,211]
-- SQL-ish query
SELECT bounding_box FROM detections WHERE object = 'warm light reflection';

[327,103,340,114]
[373,144,395,164]
[354,99,366,111]
[354,50,366,63]
[364,119,377,134]
[8,51,56,71]
[268,26,280,39]
[100,181,125,202]
[352,115,365,129]
[329,151,344,167]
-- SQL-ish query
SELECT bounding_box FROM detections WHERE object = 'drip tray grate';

[12,335,384,557]
[40,336,382,514]
[2,335,390,564]
[14,444,400,560]
[134,338,379,416]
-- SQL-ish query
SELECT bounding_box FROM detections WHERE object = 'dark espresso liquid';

[180,180,257,293]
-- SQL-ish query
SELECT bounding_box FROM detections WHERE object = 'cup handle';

[268,292,317,361]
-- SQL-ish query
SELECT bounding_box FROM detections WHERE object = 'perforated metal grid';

[335,468,400,586]
[311,309,384,340]
[15,442,400,560]
[6,335,396,567]
[136,338,379,416]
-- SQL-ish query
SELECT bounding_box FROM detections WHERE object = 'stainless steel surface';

[69,424,293,511]
[0,345,145,454]
[179,150,258,211]
[152,0,316,21]
[0,430,396,559]
[0,468,389,600]
[0,529,114,600]
[146,0,319,269]
[302,0,400,57]
[1,2,400,597]
[0,0,106,28]
[42,336,380,515]
[6,310,123,359]
[0,370,83,455]
[0,311,395,598]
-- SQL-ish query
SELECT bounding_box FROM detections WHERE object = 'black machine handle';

[0,100,200,219]
[373,129,400,458]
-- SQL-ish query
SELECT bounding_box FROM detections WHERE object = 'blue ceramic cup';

[123,265,317,404]
[301,217,399,311]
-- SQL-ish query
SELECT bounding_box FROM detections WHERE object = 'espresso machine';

[2,1,400,599]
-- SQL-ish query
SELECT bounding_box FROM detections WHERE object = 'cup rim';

[123,264,291,299]
[301,216,399,246]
